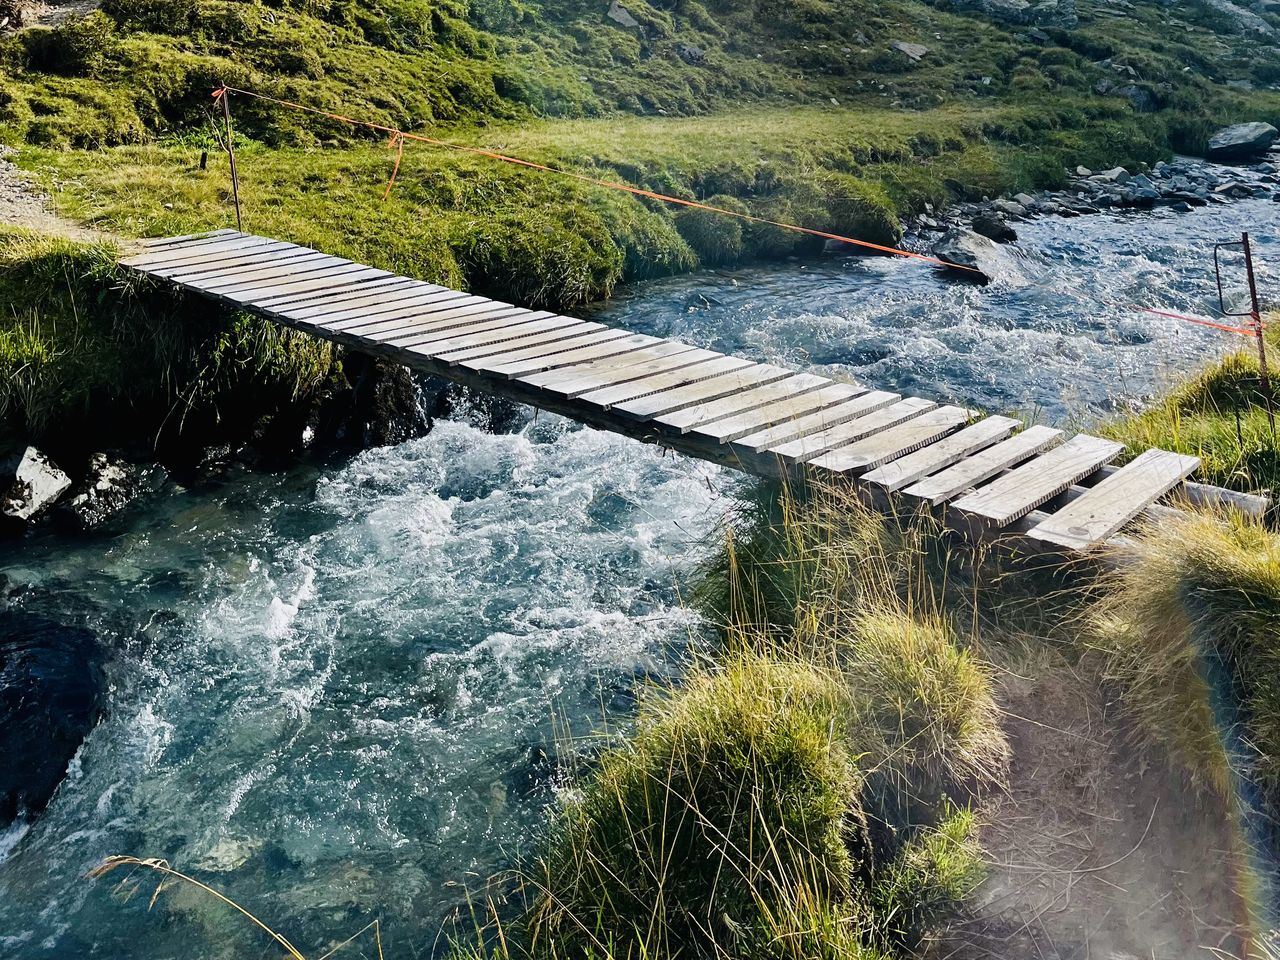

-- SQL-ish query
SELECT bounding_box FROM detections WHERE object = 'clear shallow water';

[0,199,1276,958]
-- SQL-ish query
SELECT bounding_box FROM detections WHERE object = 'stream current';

[0,198,1277,958]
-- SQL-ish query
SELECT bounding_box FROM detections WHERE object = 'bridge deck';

[121,230,1265,554]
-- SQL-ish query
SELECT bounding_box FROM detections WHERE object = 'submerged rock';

[0,612,103,825]
[2,447,71,524]
[931,229,1011,284]
[1206,122,1279,163]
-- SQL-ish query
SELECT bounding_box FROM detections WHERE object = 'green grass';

[0,227,339,460]
[1089,511,1280,801]
[1102,319,1280,500]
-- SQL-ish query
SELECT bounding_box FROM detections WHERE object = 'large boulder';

[0,612,103,824]
[1206,122,1279,163]
[65,453,166,529]
[931,229,1012,284]
[972,213,1018,243]
[2,447,70,523]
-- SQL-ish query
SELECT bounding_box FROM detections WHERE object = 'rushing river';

[0,199,1277,958]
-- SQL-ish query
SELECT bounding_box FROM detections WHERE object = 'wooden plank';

[197,262,382,297]
[322,292,487,332]
[185,254,351,289]
[139,229,239,249]
[904,426,1064,506]
[731,390,897,454]
[524,343,716,396]
[127,230,258,258]
[766,397,936,462]
[576,356,757,410]
[121,234,288,269]
[657,373,833,433]
[370,306,542,344]
[216,268,390,304]
[1027,448,1201,549]
[690,382,865,444]
[951,434,1124,526]
[270,279,441,318]
[457,330,648,372]
[148,244,320,278]
[405,316,596,356]
[611,363,795,420]
[483,334,681,379]
[263,277,424,316]
[441,326,631,365]
[861,416,1020,491]
[809,406,971,473]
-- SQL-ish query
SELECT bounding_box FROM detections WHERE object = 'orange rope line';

[214,85,980,273]
[1134,305,1260,337]
[383,132,405,201]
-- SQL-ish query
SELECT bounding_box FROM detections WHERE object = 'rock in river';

[0,612,103,825]
[931,228,1011,284]
[1206,122,1279,163]
[2,447,70,524]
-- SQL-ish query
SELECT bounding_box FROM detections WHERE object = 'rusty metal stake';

[219,85,242,232]
[1242,232,1275,435]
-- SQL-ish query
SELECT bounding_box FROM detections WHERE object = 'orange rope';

[213,85,980,273]
[1134,305,1260,337]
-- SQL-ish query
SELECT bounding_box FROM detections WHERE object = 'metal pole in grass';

[215,84,243,233]
[1241,232,1275,436]
[1215,232,1275,435]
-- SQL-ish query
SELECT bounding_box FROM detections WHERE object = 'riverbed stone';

[1206,122,1279,163]
[66,453,165,529]
[2,447,71,523]
[0,612,103,825]
[971,213,1018,242]
[931,228,1011,284]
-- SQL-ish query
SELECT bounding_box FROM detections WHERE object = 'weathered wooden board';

[215,268,391,304]
[520,342,702,396]
[374,308,549,345]
[153,246,326,279]
[122,234,285,268]
[138,229,238,249]
[692,382,866,444]
[902,425,1064,505]
[767,397,936,463]
[951,434,1124,525]
[657,373,833,433]
[455,330,646,371]
[861,416,1020,491]
[404,316,597,355]
[576,356,757,410]
[1027,448,1201,549]
[254,273,413,311]
[611,363,795,420]
[322,293,489,333]
[810,405,971,473]
[478,330,660,376]
[188,255,355,290]
[731,390,897,454]
[279,281,450,320]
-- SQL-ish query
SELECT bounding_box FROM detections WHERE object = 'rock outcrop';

[1206,122,1279,163]
[2,447,70,523]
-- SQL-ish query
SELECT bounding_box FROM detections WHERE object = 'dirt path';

[933,652,1253,960]
[0,146,104,241]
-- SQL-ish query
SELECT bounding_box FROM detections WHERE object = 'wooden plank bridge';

[120,229,1267,554]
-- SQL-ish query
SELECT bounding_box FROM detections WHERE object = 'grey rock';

[2,447,70,523]
[677,43,705,63]
[1206,122,1279,162]
[1013,192,1038,207]
[606,0,640,28]
[66,453,165,528]
[891,40,929,60]
[992,198,1028,218]
[1093,166,1131,184]
[931,228,1012,284]
[1075,165,1093,177]
[972,213,1018,242]
[1171,200,1193,212]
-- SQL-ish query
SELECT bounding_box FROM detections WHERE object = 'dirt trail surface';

[934,653,1251,960]
[0,146,103,241]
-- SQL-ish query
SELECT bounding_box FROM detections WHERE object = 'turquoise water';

[0,199,1276,957]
